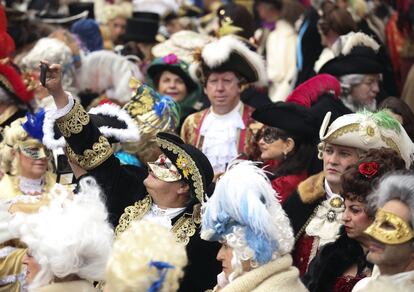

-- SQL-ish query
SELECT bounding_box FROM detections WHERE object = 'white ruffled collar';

[200,102,245,173]
[18,176,45,196]
[142,203,186,229]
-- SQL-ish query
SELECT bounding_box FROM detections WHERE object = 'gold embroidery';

[115,195,152,236]
[123,87,154,117]
[156,137,205,203]
[325,123,359,142]
[115,196,200,245]
[176,154,193,179]
[66,136,113,170]
[381,135,401,156]
[57,101,90,137]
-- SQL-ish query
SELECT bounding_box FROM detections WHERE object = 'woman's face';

[342,198,373,239]
[22,250,41,284]
[18,141,48,179]
[258,127,292,161]
[350,74,380,108]
[157,71,188,102]
[216,242,251,281]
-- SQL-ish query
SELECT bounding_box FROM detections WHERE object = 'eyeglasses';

[262,127,285,144]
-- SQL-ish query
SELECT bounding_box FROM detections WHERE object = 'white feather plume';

[340,32,380,56]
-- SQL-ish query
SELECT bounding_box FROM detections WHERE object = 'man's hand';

[39,61,69,109]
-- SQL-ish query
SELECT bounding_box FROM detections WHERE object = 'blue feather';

[147,261,175,292]
[22,109,46,141]
[154,95,174,117]
[114,151,142,167]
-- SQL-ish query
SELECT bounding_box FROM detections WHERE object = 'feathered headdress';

[286,74,340,108]
[201,161,294,268]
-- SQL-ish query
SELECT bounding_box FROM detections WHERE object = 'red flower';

[162,53,178,65]
[358,162,379,178]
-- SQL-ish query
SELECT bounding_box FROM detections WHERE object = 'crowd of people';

[1,0,414,291]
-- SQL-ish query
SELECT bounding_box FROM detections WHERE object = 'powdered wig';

[0,118,29,175]
[20,37,78,94]
[9,177,114,289]
[201,161,294,280]
[102,2,133,24]
[367,173,414,228]
[105,220,187,292]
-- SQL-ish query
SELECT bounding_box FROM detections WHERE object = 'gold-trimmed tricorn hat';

[155,132,214,203]
[319,110,414,169]
[189,35,267,86]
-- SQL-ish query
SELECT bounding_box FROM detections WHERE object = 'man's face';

[350,74,380,110]
[366,200,414,271]
[204,71,241,115]
[322,143,359,188]
[108,17,127,42]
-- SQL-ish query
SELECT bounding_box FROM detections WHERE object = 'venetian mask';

[147,154,182,182]
[364,208,414,245]
[18,139,49,160]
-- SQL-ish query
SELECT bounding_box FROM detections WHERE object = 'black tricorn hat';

[318,32,383,77]
[252,102,318,140]
[42,102,140,149]
[123,12,160,43]
[68,2,95,19]
[155,132,214,203]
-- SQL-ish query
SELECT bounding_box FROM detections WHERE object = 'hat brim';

[252,102,317,139]
[147,64,198,93]
[319,55,383,77]
[155,132,213,202]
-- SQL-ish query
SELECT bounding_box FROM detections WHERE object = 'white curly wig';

[201,160,294,280]
[9,177,114,290]
[20,37,78,95]
[105,220,187,292]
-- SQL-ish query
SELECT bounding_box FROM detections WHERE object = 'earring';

[283,151,287,160]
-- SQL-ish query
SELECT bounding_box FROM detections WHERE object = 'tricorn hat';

[68,2,95,19]
[189,35,267,86]
[155,132,214,203]
[252,102,318,140]
[318,32,383,77]
[0,63,33,104]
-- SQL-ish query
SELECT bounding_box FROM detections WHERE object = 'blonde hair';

[0,118,29,175]
[105,220,187,292]
[102,3,133,24]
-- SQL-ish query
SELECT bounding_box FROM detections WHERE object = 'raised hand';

[39,61,68,109]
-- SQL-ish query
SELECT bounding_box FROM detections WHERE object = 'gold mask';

[147,155,182,182]
[18,140,49,160]
[364,208,414,245]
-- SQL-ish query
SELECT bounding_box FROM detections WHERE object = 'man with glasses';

[181,35,267,174]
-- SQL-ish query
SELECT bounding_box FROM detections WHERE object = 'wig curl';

[105,220,187,292]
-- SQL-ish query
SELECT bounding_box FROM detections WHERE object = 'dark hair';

[254,0,283,11]
[379,97,414,141]
[265,127,317,178]
[217,3,255,39]
[318,6,356,36]
[341,148,406,202]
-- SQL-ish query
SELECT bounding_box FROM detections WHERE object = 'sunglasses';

[261,127,287,144]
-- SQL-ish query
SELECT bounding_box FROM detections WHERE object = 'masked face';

[364,208,414,245]
[147,155,181,182]
[19,140,49,160]
[365,200,414,269]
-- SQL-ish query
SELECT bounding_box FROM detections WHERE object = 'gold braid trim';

[56,100,90,137]
[66,136,113,170]
[115,195,201,245]
[172,203,201,245]
[325,123,360,142]
[115,195,152,236]
[156,137,205,203]
[381,135,401,156]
